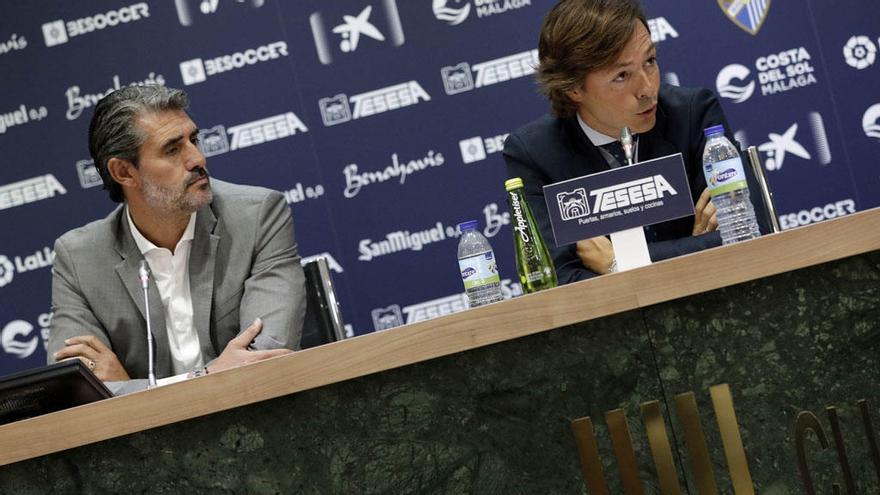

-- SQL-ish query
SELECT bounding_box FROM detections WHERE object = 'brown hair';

[537,0,649,116]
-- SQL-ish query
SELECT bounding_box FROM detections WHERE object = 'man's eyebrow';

[161,135,185,149]
[608,44,657,71]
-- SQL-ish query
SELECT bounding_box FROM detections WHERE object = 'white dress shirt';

[126,207,202,378]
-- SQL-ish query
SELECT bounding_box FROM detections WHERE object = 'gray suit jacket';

[47,179,306,379]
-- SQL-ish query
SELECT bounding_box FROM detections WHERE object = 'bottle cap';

[504,177,524,191]
[703,124,725,137]
[458,220,478,231]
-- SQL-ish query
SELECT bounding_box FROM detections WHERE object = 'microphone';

[138,260,157,388]
[620,126,635,166]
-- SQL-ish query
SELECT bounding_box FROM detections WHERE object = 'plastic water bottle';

[702,125,761,245]
[457,220,504,307]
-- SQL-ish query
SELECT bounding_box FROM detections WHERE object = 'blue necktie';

[600,141,628,167]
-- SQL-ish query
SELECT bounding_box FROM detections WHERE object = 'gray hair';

[88,86,190,202]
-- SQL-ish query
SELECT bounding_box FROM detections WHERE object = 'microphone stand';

[607,126,652,272]
[139,260,157,389]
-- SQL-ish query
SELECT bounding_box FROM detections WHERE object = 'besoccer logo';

[459,137,486,164]
[372,305,404,331]
[557,189,590,221]
[319,94,352,126]
[863,104,880,140]
[433,0,471,26]
[441,63,474,94]
[0,255,14,288]
[843,36,877,70]
[179,58,207,85]
[716,64,755,104]
[42,20,68,46]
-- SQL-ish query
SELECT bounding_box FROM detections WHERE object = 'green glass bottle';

[504,177,557,293]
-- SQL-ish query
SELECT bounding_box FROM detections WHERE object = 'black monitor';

[0,359,113,426]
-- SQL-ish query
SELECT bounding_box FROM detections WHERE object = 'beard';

[142,168,213,214]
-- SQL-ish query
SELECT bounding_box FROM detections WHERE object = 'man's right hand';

[692,188,719,235]
[575,236,615,275]
[207,318,292,374]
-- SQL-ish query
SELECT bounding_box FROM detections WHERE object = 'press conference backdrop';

[1,1,878,376]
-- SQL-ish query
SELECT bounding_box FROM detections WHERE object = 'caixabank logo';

[716,46,818,104]
[175,0,264,27]
[42,3,150,47]
[737,111,832,171]
[310,1,405,65]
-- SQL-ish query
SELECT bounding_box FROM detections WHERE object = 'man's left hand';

[692,188,718,235]
[54,335,130,381]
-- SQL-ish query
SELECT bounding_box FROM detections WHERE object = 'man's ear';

[565,85,585,104]
[106,157,137,189]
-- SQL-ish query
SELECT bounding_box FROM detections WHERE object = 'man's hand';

[692,188,718,235]
[54,336,130,381]
[575,236,615,275]
[207,318,292,374]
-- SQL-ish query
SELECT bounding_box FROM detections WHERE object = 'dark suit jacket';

[504,84,760,284]
[47,179,306,379]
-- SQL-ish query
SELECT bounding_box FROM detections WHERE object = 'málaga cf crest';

[718,0,771,35]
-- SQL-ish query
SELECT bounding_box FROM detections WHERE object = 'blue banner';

[1,0,879,375]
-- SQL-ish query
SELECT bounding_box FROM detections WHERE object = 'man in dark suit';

[505,0,740,283]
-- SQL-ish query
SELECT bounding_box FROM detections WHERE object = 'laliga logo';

[843,36,877,70]
[1,320,39,358]
[433,0,471,25]
[864,104,880,140]
[716,64,755,103]
[557,188,590,221]
[0,255,13,288]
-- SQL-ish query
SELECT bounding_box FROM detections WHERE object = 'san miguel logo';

[718,0,771,35]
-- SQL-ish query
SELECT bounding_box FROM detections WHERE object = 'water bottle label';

[704,157,748,197]
[459,251,501,289]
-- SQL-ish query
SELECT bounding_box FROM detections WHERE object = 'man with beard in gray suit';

[48,86,306,385]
